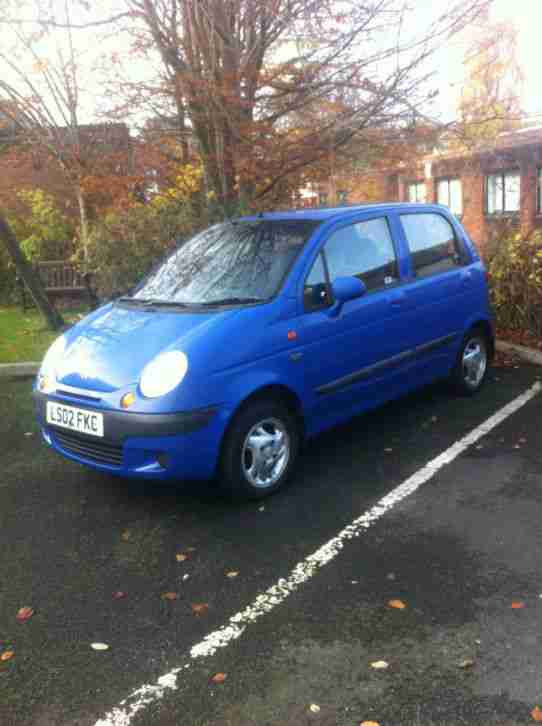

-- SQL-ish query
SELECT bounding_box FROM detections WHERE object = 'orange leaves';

[532,706,542,721]
[161,592,178,601]
[511,601,526,609]
[388,599,406,610]
[191,603,209,616]
[210,672,226,684]
[360,722,381,726]
[1,650,15,662]
[175,553,188,562]
[16,606,34,622]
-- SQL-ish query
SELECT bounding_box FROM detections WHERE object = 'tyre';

[450,326,490,395]
[219,399,300,499]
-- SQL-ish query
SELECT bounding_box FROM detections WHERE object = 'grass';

[0,304,88,364]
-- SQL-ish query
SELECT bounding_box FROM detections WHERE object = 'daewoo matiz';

[34,203,494,498]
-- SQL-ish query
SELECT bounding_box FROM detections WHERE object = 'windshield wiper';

[197,296,264,306]
[116,297,192,308]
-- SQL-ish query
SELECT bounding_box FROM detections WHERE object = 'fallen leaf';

[388,599,406,610]
[370,660,389,670]
[1,650,14,661]
[121,530,131,542]
[309,704,321,713]
[176,553,188,562]
[113,591,127,600]
[226,571,239,578]
[161,592,178,601]
[90,643,110,651]
[16,606,34,622]
[458,659,475,669]
[192,603,209,615]
[211,672,226,683]
[532,706,542,722]
[360,722,381,726]
[511,601,526,609]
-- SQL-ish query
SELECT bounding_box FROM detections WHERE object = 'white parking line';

[95,382,542,726]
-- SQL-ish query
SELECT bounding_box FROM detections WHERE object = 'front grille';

[52,429,123,467]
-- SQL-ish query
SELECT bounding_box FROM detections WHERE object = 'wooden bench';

[17,260,98,311]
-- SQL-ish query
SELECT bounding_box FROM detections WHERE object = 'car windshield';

[129,219,319,306]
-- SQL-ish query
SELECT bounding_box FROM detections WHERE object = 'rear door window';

[400,213,463,278]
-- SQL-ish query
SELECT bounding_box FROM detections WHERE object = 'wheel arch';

[468,318,495,361]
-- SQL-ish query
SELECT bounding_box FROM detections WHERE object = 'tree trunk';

[75,184,90,262]
[0,214,64,331]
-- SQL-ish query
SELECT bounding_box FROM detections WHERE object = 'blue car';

[34,203,494,498]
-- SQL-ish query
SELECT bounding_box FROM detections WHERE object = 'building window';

[486,171,520,214]
[436,178,463,217]
[318,191,329,207]
[407,181,426,203]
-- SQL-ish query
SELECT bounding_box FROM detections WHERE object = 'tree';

[457,12,524,146]
[0,1,130,258]
[0,212,63,330]
[114,0,490,209]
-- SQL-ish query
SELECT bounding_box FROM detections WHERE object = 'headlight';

[139,351,188,398]
[37,334,66,393]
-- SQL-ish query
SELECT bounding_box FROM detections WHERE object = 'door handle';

[460,270,474,286]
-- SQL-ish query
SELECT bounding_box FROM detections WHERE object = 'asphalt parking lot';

[2,359,542,726]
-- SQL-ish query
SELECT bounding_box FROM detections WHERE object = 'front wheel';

[450,328,489,395]
[219,399,300,499]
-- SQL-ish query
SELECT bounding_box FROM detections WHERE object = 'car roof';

[237,203,449,223]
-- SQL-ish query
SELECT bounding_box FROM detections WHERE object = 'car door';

[298,214,413,431]
[397,210,474,376]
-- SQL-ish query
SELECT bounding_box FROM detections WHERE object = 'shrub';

[85,195,202,298]
[487,229,542,336]
[10,189,75,262]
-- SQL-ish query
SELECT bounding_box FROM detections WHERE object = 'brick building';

[302,127,542,253]
[389,127,542,251]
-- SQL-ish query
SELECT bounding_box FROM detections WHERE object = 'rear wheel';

[450,327,489,395]
[219,399,300,499]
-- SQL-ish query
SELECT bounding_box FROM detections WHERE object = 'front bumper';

[33,390,225,480]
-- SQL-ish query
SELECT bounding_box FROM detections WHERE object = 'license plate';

[46,401,104,438]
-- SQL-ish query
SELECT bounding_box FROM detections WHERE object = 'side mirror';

[331,276,367,303]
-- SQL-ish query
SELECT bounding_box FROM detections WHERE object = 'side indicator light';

[287,330,297,340]
[121,392,136,409]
